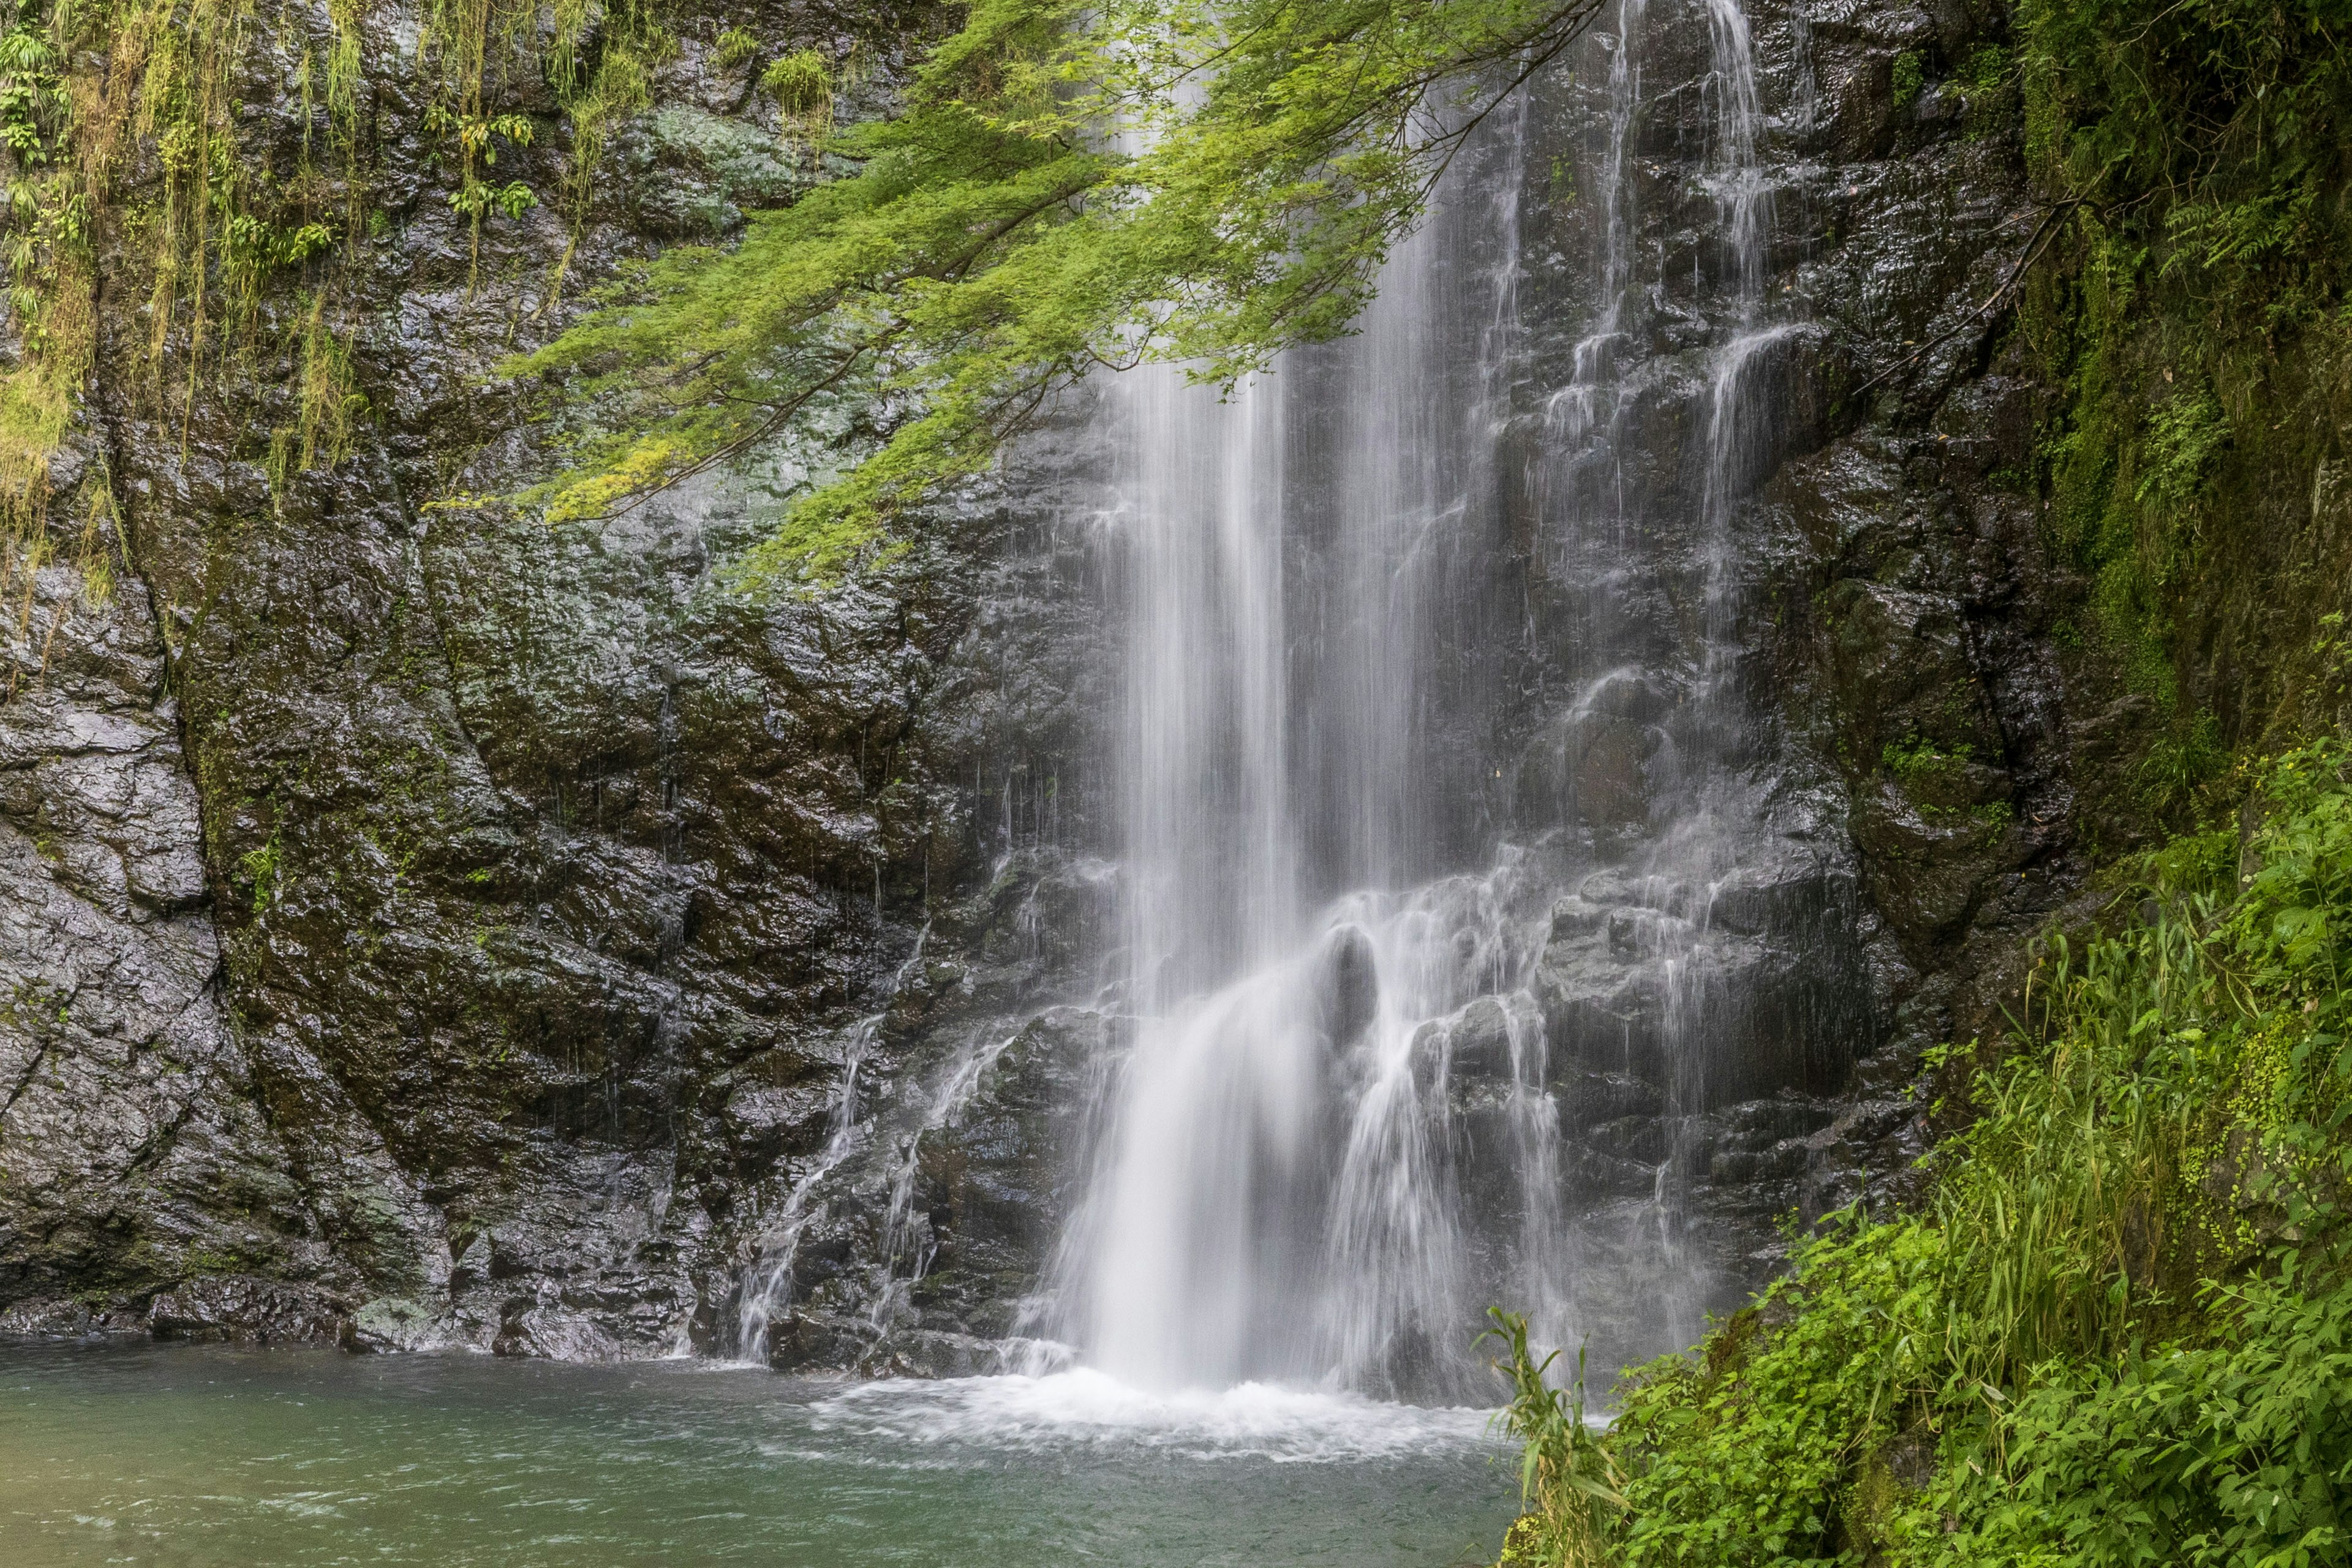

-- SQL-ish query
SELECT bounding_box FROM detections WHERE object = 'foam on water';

[801,1369,1501,1463]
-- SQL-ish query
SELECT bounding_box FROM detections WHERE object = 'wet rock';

[0,561,337,1315]
[148,1276,352,1345]
[1315,924,1381,1052]
[1534,921,1669,1087]
[0,1297,146,1338]
[0,0,1012,1360]
[1435,995,1517,1079]
[344,1296,442,1352]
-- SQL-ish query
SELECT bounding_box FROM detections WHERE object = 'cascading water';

[726,0,1875,1403]
[1033,0,1860,1399]
[1037,99,1545,1398]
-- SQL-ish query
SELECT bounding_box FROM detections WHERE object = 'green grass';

[1491,739,2352,1566]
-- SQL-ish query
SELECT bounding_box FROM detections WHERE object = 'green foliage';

[1891,50,1924,110]
[1928,1275,2352,1567]
[521,0,1614,575]
[0,0,673,570]
[715,26,761,69]
[761,47,828,106]
[546,0,666,294]
[2138,708,2225,816]
[421,97,540,282]
[238,831,280,913]
[1609,1219,1947,1567]
[1484,1309,1620,1567]
[0,24,59,159]
[2018,0,2352,762]
[1964,45,2010,96]
[2134,388,2232,513]
[448,179,536,222]
[1494,741,2352,1566]
[266,289,366,494]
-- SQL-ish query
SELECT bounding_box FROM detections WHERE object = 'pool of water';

[0,1341,1520,1566]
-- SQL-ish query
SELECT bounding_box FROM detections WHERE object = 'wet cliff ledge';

[0,0,1041,1352]
[0,0,2344,1383]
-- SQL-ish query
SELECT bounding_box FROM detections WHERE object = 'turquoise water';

[0,1342,1519,1566]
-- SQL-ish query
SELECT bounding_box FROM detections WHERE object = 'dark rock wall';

[0,0,2324,1360]
[1,0,1019,1352]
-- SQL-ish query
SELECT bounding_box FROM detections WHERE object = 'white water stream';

[1035,1,1782,1399]
[729,0,1820,1409]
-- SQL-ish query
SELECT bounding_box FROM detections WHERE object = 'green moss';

[2015,0,2352,812]
[1966,44,2010,94]
[1891,50,1925,110]
[1881,735,1978,815]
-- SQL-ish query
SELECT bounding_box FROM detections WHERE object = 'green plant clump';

[2018,0,2352,801]
[1890,50,1924,110]
[761,47,836,151]
[715,25,760,69]
[1486,739,2352,1566]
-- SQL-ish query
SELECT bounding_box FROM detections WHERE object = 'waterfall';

[723,0,1872,1401]
[1033,0,1822,1400]
[1031,93,1538,1397]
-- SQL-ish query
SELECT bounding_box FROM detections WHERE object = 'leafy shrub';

[1492,742,2352,1566]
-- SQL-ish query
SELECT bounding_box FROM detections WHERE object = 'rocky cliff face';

[0,0,2289,1365]
[0,0,1020,1352]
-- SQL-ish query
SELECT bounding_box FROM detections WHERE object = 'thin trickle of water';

[867,1024,1025,1333]
[1789,0,1819,136]
[1607,0,1780,1355]
[1544,0,1648,567]
[1701,0,1771,314]
[729,924,929,1361]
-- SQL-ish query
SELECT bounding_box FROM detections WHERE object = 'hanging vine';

[545,0,667,303]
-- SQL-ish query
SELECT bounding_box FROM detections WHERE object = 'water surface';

[0,1342,1517,1566]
